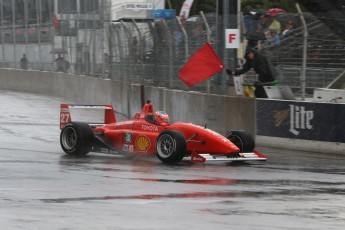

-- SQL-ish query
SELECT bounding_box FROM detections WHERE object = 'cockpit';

[146,111,170,126]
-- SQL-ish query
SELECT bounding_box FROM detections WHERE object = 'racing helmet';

[154,111,170,124]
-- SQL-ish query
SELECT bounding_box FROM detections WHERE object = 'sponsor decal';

[125,3,153,10]
[125,133,133,143]
[273,105,314,136]
[141,125,158,132]
[255,100,344,142]
[129,145,134,152]
[135,135,151,152]
[114,120,134,126]
[123,144,134,152]
[289,105,313,135]
[60,113,70,123]
[273,108,289,127]
[191,152,206,163]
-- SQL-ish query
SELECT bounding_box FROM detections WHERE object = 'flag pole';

[200,11,211,93]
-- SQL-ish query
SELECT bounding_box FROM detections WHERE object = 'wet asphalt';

[0,90,344,230]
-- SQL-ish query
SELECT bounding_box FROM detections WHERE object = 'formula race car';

[60,101,267,164]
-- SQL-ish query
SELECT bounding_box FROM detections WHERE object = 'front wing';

[188,151,267,163]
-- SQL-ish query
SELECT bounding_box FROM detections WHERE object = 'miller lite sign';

[225,29,240,49]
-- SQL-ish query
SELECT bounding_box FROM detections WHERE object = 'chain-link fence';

[0,1,343,97]
[108,13,235,94]
[107,11,345,96]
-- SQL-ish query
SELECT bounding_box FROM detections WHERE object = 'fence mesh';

[0,1,343,97]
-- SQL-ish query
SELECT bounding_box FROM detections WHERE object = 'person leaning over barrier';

[226,48,276,98]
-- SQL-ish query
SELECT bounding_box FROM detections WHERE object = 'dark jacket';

[234,52,276,83]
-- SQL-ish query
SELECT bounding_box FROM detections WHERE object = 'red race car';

[60,100,267,163]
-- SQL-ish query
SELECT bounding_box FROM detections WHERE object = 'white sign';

[233,76,244,96]
[125,3,153,10]
[179,0,194,18]
[225,29,240,49]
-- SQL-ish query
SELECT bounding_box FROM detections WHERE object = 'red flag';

[178,42,224,87]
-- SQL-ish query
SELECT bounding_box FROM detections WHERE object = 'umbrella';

[186,16,201,22]
[249,9,270,19]
[267,8,287,17]
[50,48,67,54]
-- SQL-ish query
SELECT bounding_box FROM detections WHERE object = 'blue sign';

[256,99,345,143]
[152,9,175,19]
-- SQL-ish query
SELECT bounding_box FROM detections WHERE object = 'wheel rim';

[62,127,77,150]
[157,134,175,158]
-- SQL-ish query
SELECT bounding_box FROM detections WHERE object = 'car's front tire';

[226,130,255,153]
[156,130,186,163]
[60,122,94,155]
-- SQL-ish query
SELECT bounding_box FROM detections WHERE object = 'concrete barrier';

[0,69,255,137]
[257,136,345,154]
[144,86,256,136]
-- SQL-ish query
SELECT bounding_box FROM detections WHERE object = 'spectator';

[56,54,70,72]
[173,29,183,57]
[64,59,70,72]
[180,11,187,27]
[267,15,281,35]
[56,54,64,72]
[282,20,295,37]
[226,48,276,98]
[264,29,281,46]
[20,54,28,69]
[261,15,281,46]
[250,11,271,40]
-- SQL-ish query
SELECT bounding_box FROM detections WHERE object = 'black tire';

[60,122,94,155]
[156,130,186,163]
[226,130,255,153]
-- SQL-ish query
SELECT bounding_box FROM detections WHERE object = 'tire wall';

[0,69,256,136]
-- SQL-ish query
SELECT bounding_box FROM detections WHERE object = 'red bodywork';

[93,103,239,156]
[60,102,267,162]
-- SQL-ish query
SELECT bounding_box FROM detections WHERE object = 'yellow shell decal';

[135,135,151,152]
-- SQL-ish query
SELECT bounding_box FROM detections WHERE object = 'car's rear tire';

[226,130,255,152]
[60,122,93,155]
[156,130,186,163]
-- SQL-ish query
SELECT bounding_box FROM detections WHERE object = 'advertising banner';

[112,0,165,21]
[256,100,345,143]
[179,0,195,18]
[152,9,175,19]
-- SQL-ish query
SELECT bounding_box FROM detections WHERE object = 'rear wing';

[60,104,116,129]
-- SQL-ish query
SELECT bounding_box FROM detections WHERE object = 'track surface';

[0,90,344,229]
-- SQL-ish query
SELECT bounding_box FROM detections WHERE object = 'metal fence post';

[296,3,308,101]
[176,16,189,61]
[200,11,211,93]
[162,19,174,87]
[221,0,230,94]
[12,0,16,68]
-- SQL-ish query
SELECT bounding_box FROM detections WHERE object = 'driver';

[154,111,170,125]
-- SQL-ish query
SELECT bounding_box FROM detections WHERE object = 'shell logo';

[135,135,151,152]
